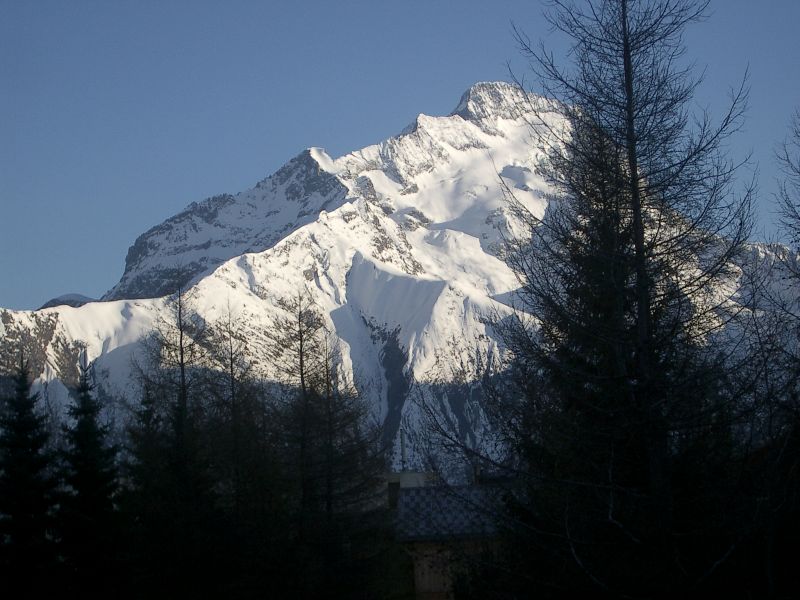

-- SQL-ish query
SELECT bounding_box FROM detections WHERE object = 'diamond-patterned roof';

[395,485,504,542]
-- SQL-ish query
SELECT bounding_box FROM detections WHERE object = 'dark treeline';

[0,290,410,599]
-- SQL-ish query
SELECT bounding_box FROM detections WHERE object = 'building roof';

[395,485,505,542]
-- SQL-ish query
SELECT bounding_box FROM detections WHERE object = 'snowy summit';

[1,82,567,456]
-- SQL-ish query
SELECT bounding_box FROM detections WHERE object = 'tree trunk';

[621,0,671,532]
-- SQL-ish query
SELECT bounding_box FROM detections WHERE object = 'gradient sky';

[1,0,798,310]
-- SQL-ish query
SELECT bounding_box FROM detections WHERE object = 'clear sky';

[1,0,798,310]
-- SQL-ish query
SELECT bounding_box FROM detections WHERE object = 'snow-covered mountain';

[103,148,349,301]
[3,82,558,457]
[69,85,799,469]
[103,82,548,302]
[1,81,791,463]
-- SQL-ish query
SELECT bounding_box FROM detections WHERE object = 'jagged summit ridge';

[450,81,532,122]
[103,82,542,301]
[1,82,558,462]
[103,148,349,301]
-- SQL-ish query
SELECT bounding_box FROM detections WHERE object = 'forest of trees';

[0,289,406,598]
[1,1,799,598]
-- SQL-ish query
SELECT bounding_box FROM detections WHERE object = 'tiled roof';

[395,485,505,542]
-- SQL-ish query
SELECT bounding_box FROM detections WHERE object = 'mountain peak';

[450,81,531,122]
[38,293,95,310]
[101,82,545,302]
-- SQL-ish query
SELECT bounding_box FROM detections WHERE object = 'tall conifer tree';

[60,356,119,592]
[478,0,756,595]
[0,360,58,589]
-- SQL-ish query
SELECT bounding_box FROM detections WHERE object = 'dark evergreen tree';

[267,290,326,536]
[124,287,222,597]
[747,108,800,598]
[200,304,293,596]
[120,382,170,593]
[202,302,270,521]
[267,290,386,597]
[60,357,119,594]
[0,360,58,591]
[463,0,758,596]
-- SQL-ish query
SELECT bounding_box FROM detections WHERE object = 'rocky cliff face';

[103,148,350,300]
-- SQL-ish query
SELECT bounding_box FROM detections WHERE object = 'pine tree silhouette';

[0,359,58,590]
[60,355,119,593]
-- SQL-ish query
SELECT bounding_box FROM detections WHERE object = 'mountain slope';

[3,82,559,459]
[103,148,349,300]
[9,81,774,462]
[102,82,548,301]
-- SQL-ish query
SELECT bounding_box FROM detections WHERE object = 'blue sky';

[1,0,798,310]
